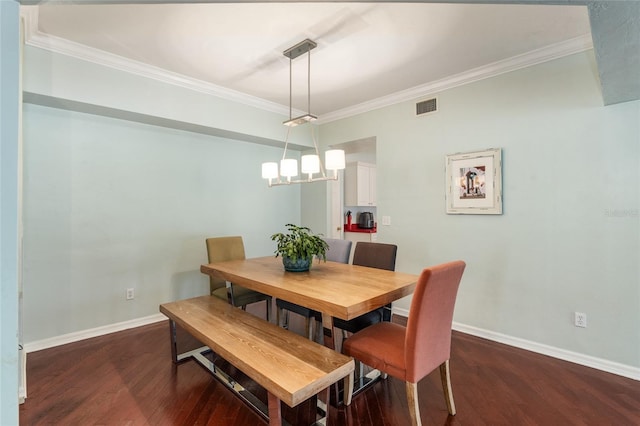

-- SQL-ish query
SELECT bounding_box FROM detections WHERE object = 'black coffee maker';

[358,212,375,229]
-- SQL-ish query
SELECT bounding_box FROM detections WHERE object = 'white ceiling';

[27,2,592,120]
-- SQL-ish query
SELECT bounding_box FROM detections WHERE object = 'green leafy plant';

[270,224,329,262]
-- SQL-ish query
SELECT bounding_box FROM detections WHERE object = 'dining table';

[200,255,419,351]
[200,255,420,405]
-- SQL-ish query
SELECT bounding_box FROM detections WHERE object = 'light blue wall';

[320,51,640,368]
[22,103,300,342]
[15,11,640,384]
[0,1,20,424]
[301,176,330,236]
[23,45,314,149]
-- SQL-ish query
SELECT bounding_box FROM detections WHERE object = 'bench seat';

[160,295,354,425]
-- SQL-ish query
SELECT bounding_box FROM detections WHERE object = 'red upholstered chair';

[342,260,466,426]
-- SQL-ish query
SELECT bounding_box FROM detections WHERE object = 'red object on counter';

[344,225,377,233]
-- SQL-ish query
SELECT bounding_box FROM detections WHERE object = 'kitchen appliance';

[358,212,375,229]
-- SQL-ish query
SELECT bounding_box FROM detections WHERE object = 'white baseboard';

[24,313,166,354]
[19,345,26,403]
[391,307,639,381]
[24,309,640,382]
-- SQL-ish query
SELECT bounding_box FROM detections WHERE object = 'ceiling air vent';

[416,97,438,116]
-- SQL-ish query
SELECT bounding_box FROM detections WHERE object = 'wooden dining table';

[200,255,420,351]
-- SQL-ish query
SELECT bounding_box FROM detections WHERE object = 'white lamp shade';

[262,162,279,179]
[280,158,298,177]
[301,155,320,174]
[325,149,346,171]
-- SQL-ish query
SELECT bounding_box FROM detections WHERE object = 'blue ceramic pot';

[282,256,311,272]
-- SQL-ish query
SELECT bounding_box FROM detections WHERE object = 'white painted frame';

[445,148,502,215]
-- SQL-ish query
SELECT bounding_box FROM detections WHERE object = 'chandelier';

[261,39,345,187]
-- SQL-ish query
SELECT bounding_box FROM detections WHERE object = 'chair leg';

[439,359,456,415]
[276,307,285,328]
[315,319,323,343]
[356,359,364,380]
[227,283,236,305]
[405,381,422,426]
[304,317,313,340]
[265,299,272,323]
[308,319,315,341]
[283,310,291,329]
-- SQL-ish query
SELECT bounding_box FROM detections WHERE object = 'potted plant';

[270,224,329,272]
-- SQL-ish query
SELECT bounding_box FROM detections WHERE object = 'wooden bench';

[160,295,354,426]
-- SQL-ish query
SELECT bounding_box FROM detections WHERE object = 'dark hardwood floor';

[20,313,639,425]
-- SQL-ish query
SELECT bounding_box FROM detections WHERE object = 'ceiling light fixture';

[262,39,345,187]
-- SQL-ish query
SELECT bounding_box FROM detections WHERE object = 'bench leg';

[317,387,330,425]
[267,392,282,426]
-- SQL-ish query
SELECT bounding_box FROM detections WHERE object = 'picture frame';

[445,148,502,215]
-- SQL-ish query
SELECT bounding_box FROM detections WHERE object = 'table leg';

[168,319,178,363]
[344,371,354,406]
[321,314,336,350]
[317,387,330,425]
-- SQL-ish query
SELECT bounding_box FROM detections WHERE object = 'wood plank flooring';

[20,315,639,425]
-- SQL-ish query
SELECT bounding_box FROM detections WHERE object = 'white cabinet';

[344,231,377,244]
[344,162,376,206]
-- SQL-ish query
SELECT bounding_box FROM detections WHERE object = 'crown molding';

[19,6,292,117]
[20,6,592,125]
[318,34,593,124]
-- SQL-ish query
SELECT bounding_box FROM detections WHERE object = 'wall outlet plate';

[574,312,587,328]
[126,288,135,300]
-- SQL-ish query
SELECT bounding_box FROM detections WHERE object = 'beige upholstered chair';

[206,236,272,321]
[342,260,466,426]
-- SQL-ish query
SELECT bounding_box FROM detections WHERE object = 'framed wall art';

[445,148,502,215]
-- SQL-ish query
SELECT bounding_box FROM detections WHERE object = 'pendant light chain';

[307,43,311,117]
[289,53,293,121]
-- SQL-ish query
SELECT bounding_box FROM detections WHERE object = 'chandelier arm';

[281,125,291,161]
[310,125,327,178]
[268,175,338,187]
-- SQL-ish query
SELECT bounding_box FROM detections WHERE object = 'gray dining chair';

[276,238,353,340]
[333,242,397,337]
[206,236,272,322]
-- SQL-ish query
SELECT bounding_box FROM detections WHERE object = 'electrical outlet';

[126,288,135,300]
[574,312,587,328]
